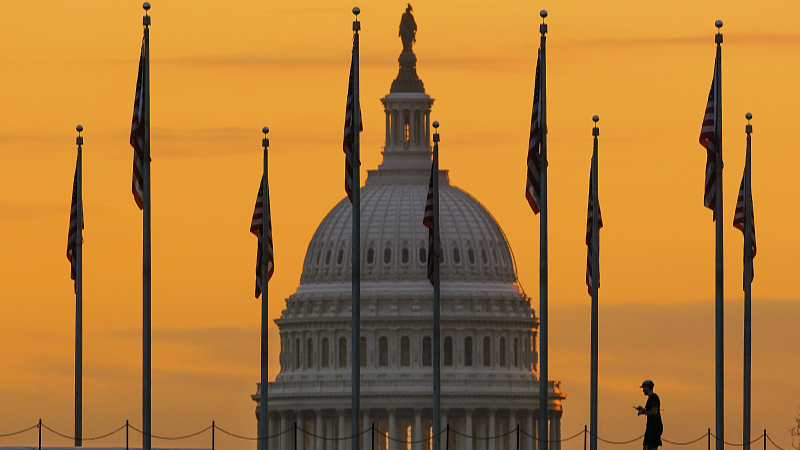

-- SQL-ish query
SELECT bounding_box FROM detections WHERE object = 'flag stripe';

[252,179,274,298]
[585,167,603,295]
[526,50,543,214]
[699,57,718,214]
[130,43,145,210]
[733,174,756,280]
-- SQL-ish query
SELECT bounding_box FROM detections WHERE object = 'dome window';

[322,337,330,368]
[514,337,519,367]
[366,248,375,265]
[295,338,301,370]
[307,337,314,368]
[422,337,432,367]
[338,337,347,368]
[383,247,392,264]
[481,248,488,265]
[492,248,498,264]
[400,336,410,366]
[360,336,367,367]
[452,248,461,265]
[419,247,426,264]
[337,248,344,265]
[464,336,473,366]
[315,250,322,266]
[483,336,491,367]
[402,247,410,264]
[499,337,507,367]
[468,248,476,265]
[444,336,453,366]
[378,336,389,367]
[325,249,332,265]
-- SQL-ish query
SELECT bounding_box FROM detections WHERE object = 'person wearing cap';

[635,379,663,450]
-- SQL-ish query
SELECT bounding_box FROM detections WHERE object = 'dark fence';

[0,420,793,450]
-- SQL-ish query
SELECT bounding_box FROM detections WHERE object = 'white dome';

[299,173,518,287]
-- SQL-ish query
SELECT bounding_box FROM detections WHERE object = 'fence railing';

[0,420,793,450]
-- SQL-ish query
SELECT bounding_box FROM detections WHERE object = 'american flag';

[130,43,146,210]
[526,50,543,214]
[251,179,274,298]
[343,34,362,203]
[733,174,756,280]
[585,167,603,295]
[66,159,83,291]
[699,57,718,216]
[423,164,435,285]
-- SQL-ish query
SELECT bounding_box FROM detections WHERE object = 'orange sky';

[1,1,799,449]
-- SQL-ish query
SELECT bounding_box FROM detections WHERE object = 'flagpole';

[75,124,84,448]
[350,8,362,450]
[537,10,550,450]
[142,4,152,450]
[589,116,600,450]
[713,20,724,450]
[259,126,270,450]
[743,112,753,450]
[432,121,441,450]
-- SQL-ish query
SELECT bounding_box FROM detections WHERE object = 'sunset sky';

[1,1,799,449]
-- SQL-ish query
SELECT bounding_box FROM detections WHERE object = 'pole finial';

[353,6,360,16]
[262,126,270,135]
[592,116,599,137]
[433,120,439,129]
[432,121,440,143]
[76,124,83,134]
[76,124,84,146]
[353,7,361,31]
[143,2,150,11]
[539,10,548,34]
[262,127,270,149]
[745,112,752,121]
[592,115,599,123]
[143,2,151,26]
[540,10,548,20]
[715,19,723,29]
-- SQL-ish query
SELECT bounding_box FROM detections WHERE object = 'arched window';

[444,336,453,366]
[379,336,389,367]
[483,337,491,367]
[499,337,507,367]
[295,338,300,370]
[419,248,426,264]
[464,337,473,367]
[383,248,392,264]
[402,248,410,264]
[360,336,367,367]
[400,336,410,366]
[468,248,476,265]
[513,337,519,367]
[452,248,461,265]
[307,337,314,368]
[481,248,488,265]
[338,337,347,368]
[322,337,330,368]
[337,249,344,265]
[422,337,432,367]
[366,248,375,264]
[404,122,410,144]
[325,249,332,265]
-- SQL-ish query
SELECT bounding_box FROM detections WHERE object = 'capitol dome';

[255,7,565,450]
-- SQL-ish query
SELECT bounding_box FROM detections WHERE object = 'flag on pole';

[585,169,602,295]
[733,175,756,279]
[699,57,719,216]
[251,179,274,298]
[66,159,83,290]
[423,164,435,285]
[526,50,543,214]
[130,43,146,210]
[343,42,363,203]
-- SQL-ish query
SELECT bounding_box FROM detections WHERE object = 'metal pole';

[432,123,441,450]
[38,419,41,450]
[446,424,450,450]
[260,127,271,450]
[743,113,753,450]
[295,422,298,450]
[713,20,724,450]
[584,425,587,450]
[75,125,84,447]
[372,423,376,450]
[590,116,600,450]
[537,11,549,450]
[142,5,153,450]
[351,9,362,450]
[763,430,766,450]
[708,428,711,450]
[212,421,216,450]
[516,424,520,450]
[126,420,129,450]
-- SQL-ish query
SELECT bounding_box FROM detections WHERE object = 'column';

[281,413,291,450]
[364,409,372,450]
[339,410,348,450]
[385,111,391,147]
[441,410,448,450]
[488,410,496,450]
[526,413,535,450]
[389,409,398,450]
[548,412,558,450]
[465,410,473,450]
[509,411,516,450]
[414,410,423,450]
[316,410,324,450]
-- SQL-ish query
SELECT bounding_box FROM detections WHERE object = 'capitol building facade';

[254,8,565,450]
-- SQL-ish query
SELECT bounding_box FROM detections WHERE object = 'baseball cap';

[640,379,654,388]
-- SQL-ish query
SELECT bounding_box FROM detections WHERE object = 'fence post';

[212,421,215,450]
[763,430,766,450]
[372,423,375,450]
[126,420,129,450]
[708,428,711,450]
[584,425,587,450]
[516,424,520,450]
[38,419,41,450]
[294,422,298,450]
[446,424,450,450]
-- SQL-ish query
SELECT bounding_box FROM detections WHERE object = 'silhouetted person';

[635,379,663,450]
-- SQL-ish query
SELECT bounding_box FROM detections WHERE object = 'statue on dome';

[399,4,417,53]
